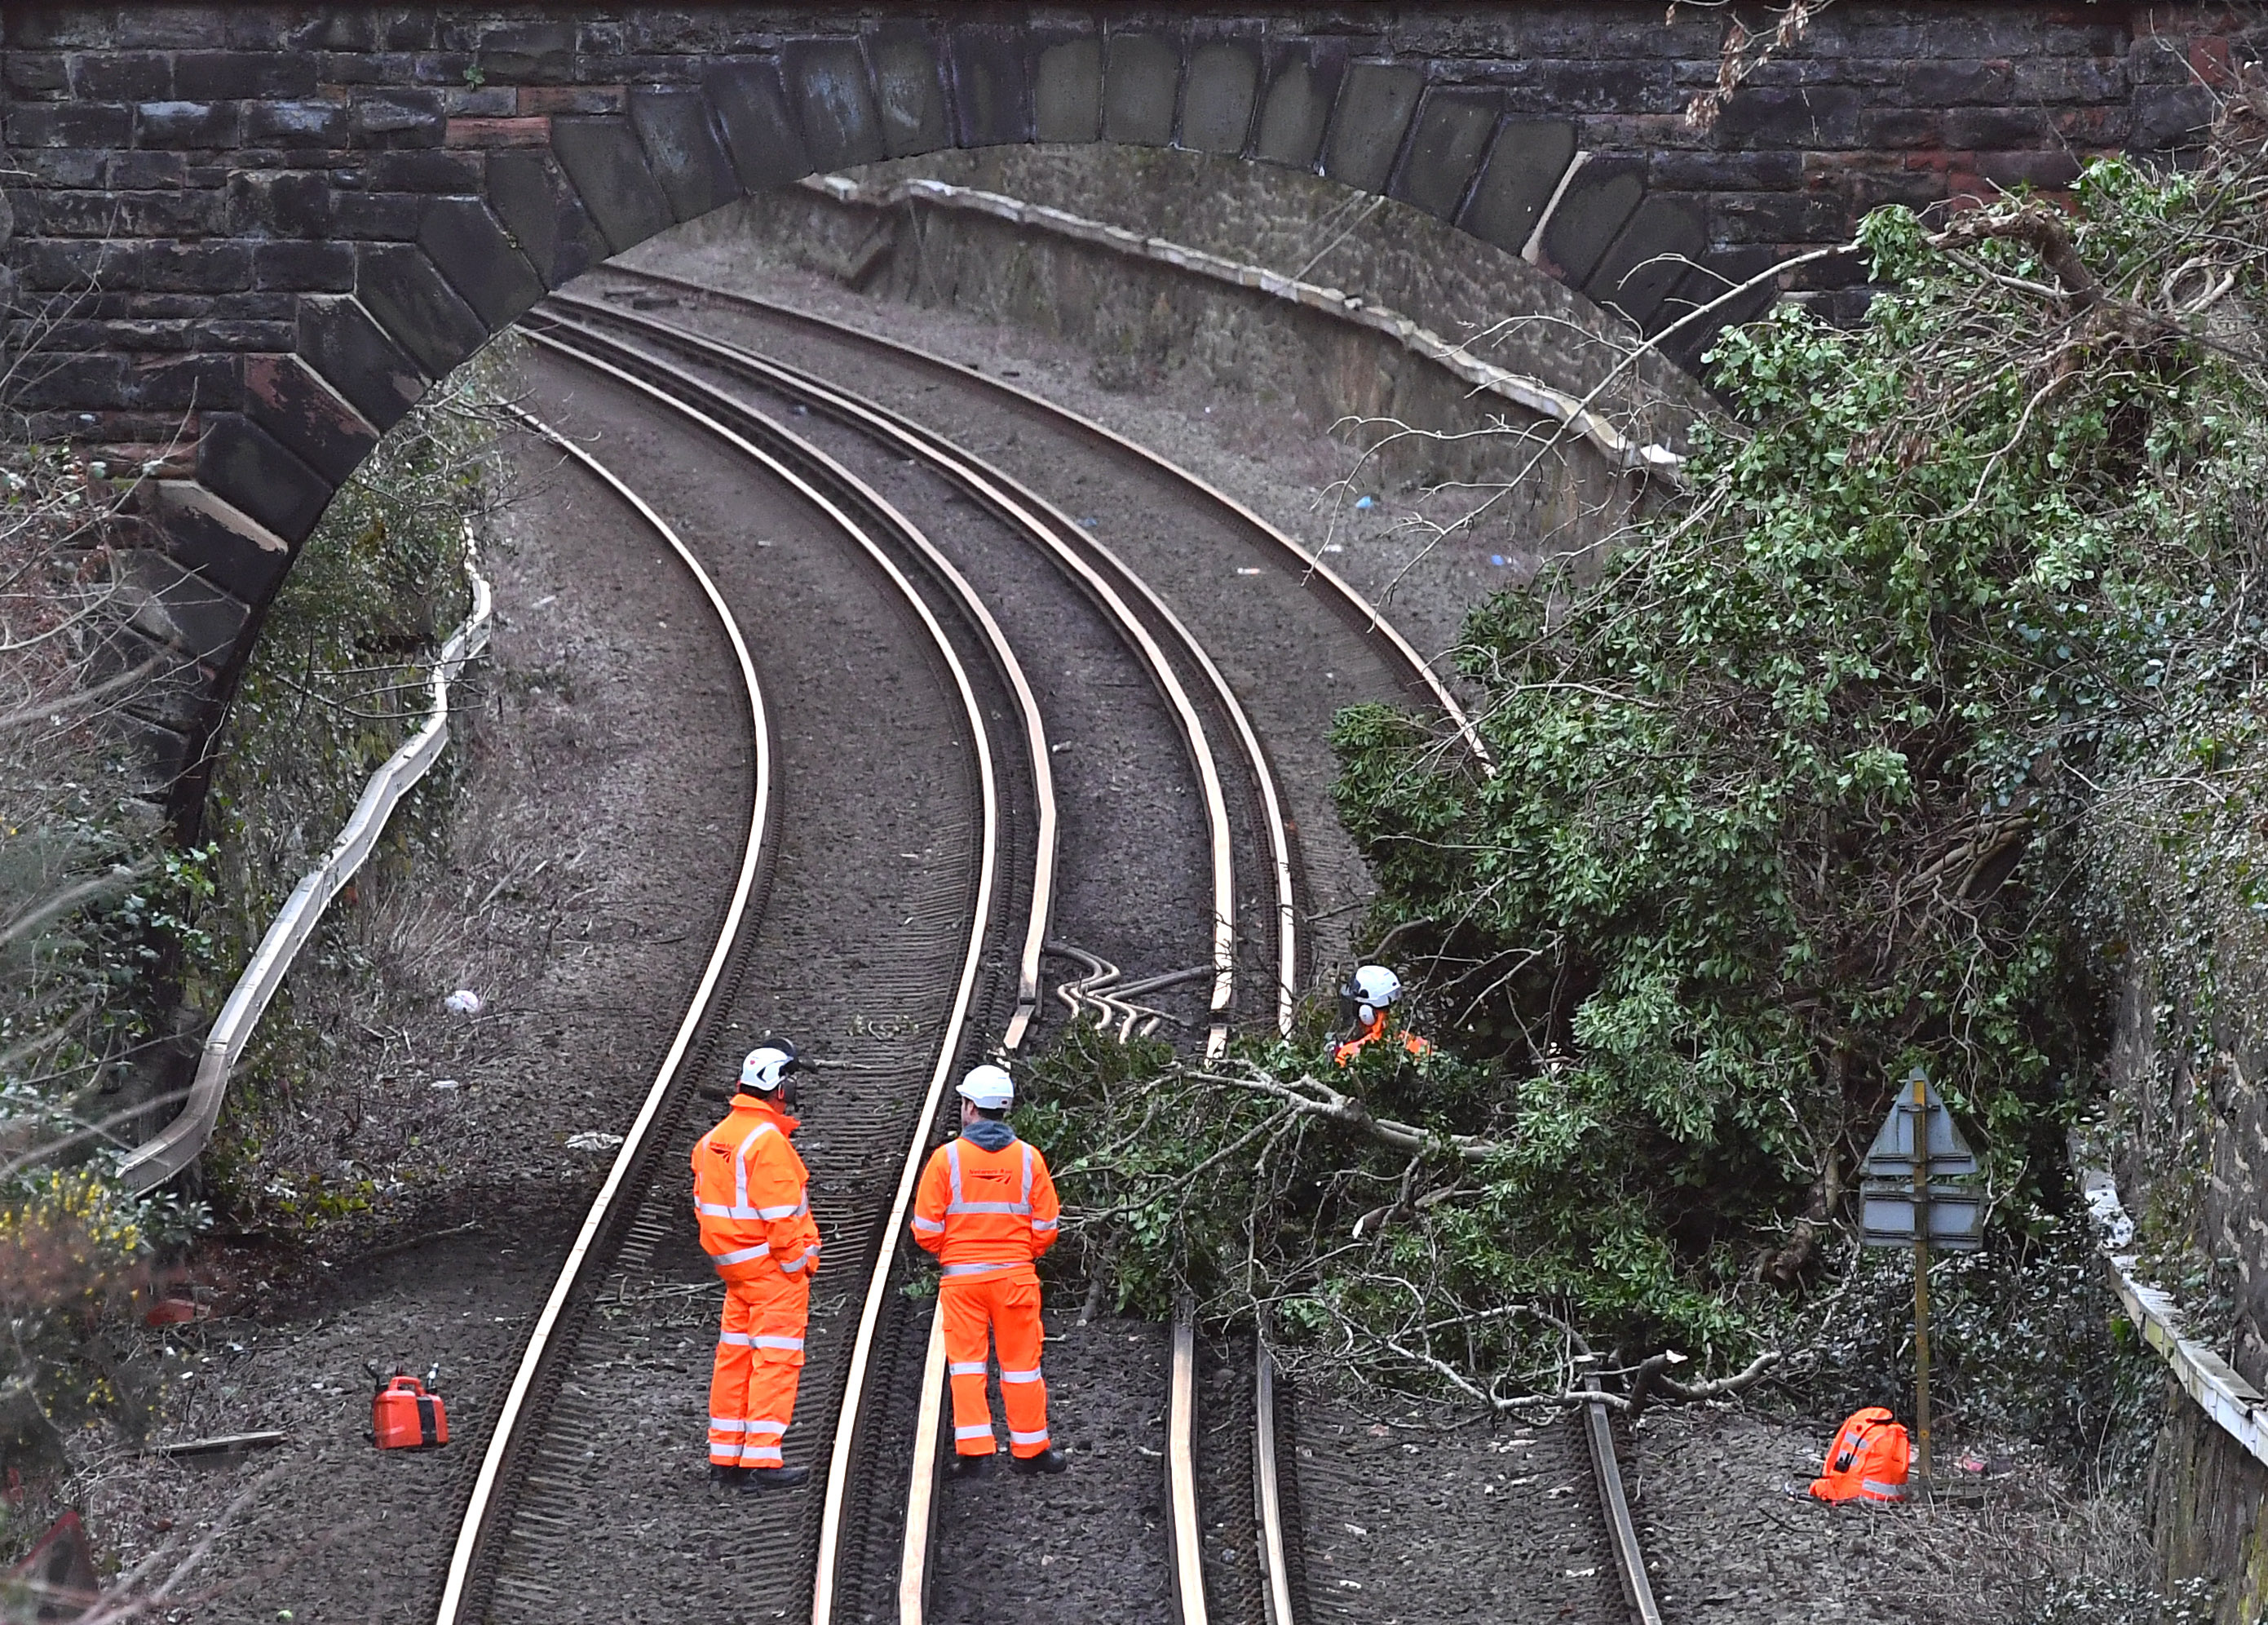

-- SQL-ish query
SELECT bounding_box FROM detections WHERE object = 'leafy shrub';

[1323,145,2266,1371]
[1045,126,2268,1419]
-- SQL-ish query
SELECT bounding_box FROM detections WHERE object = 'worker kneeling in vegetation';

[1333,963,1431,1066]
[911,1064,1068,1478]
[694,1043,821,1490]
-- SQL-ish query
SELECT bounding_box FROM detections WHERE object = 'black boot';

[947,1452,997,1480]
[1010,1446,1068,1476]
[742,1463,811,1490]
[708,1464,749,1489]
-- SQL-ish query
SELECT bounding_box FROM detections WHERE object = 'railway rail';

[564,275,1663,1618]
[526,299,1293,1624]
[407,265,1657,1625]
[435,346,1042,1621]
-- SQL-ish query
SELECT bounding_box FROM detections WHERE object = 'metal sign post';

[1859,1065,1983,1492]
[1908,1069,1934,1481]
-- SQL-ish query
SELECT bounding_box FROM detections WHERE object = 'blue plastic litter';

[1079,517,1098,528]
[1355,495,1375,510]
[1491,555,1507,566]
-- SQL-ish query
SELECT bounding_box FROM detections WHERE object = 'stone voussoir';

[0,1,2238,816]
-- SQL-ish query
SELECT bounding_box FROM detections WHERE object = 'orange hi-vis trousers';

[941,1266,1049,1459]
[708,1271,807,1468]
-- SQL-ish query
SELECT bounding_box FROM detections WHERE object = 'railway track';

[420,267,1657,1624]
[525,298,1298,1624]
[435,341,1043,1621]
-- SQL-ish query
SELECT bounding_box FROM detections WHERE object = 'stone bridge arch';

[0,4,2233,804]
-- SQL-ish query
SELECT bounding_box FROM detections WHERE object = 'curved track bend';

[438,272,1651,1625]
[435,336,1041,1621]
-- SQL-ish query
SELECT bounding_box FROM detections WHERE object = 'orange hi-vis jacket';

[1808,1406,1910,1503]
[909,1131,1060,1281]
[1333,1012,1432,1067]
[692,1094,821,1285]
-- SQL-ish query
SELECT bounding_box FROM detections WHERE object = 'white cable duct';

[2082,1166,2268,1467]
[801,172,1689,483]
[118,525,494,1194]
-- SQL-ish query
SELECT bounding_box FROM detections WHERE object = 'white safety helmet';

[740,1041,800,1095]
[957,1064,1015,1111]
[1341,965,1403,1028]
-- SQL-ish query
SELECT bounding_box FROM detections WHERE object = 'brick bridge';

[0,3,2237,806]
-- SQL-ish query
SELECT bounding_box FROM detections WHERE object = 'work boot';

[741,1464,811,1490]
[948,1452,997,1481]
[1010,1446,1068,1476]
[708,1464,749,1489]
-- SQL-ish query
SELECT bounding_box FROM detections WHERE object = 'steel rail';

[519,326,1041,1625]
[1165,1312,1207,1625]
[524,311,1057,1055]
[549,292,1265,1051]
[544,297,1258,1625]
[570,281,1311,1625]
[1584,1398,1665,1625]
[554,299,1290,1625]
[434,412,771,1625]
[597,266,1492,770]
[595,270,1673,1625]
[1253,1345,1296,1625]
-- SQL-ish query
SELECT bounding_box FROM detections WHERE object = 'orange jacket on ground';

[692,1093,821,1284]
[1808,1406,1909,1503]
[1333,1013,1432,1067]
[909,1125,1059,1280]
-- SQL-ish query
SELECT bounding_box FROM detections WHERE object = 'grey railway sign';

[1859,1065,1986,1486]
[1859,1069,1984,1252]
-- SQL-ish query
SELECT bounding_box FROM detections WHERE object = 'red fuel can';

[372,1373,449,1450]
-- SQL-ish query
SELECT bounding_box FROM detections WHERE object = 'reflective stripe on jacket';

[692,1093,821,1284]
[910,1130,1060,1278]
[1333,1013,1433,1067]
[1807,1406,1909,1504]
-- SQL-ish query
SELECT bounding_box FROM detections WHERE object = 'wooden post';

[1909,1068,1933,1488]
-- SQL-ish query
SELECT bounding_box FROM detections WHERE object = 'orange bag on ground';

[1808,1406,1908,1503]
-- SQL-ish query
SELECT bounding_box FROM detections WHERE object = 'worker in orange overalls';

[693,1042,821,1490]
[1333,964,1432,1066]
[910,1065,1068,1478]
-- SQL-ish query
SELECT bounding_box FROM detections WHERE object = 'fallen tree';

[1035,77,2268,1425]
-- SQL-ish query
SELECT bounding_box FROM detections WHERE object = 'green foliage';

[0,1168,201,1473]
[0,435,229,1481]
[1323,147,2267,1375]
[206,361,503,947]
[1053,136,2268,1414]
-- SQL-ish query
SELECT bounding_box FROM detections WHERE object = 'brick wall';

[0,2,2246,807]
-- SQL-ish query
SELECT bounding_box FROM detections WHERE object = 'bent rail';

[552,292,1269,1047]
[1582,1396,1664,1625]
[119,528,493,1194]
[518,327,1030,1625]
